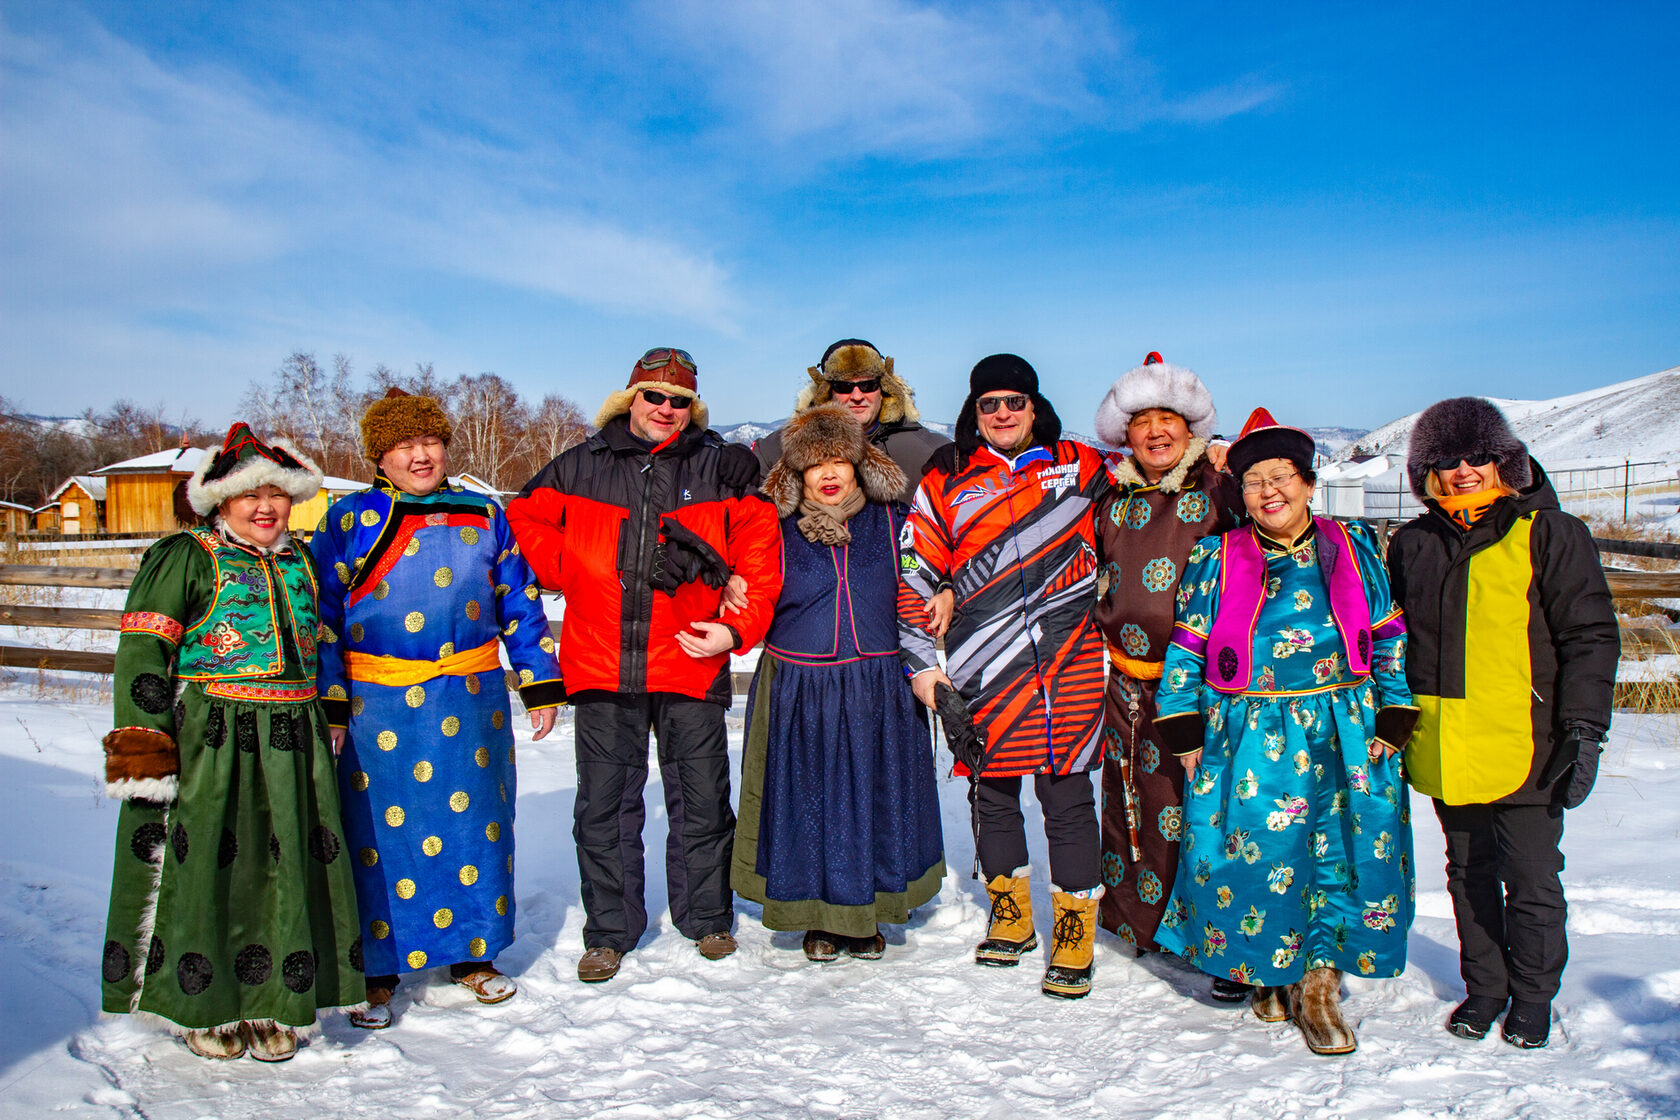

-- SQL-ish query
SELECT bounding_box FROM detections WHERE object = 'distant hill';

[1334,365,1680,467]
[1304,426,1367,460]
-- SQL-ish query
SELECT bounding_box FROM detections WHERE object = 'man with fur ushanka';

[897,353,1112,999]
[753,338,950,505]
[508,348,783,984]
[313,388,565,1029]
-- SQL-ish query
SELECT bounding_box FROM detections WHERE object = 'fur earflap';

[593,380,709,431]
[1094,356,1217,445]
[1406,396,1531,500]
[792,342,921,424]
[761,404,907,515]
[186,433,322,516]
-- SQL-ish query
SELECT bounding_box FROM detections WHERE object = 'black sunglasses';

[1432,453,1495,472]
[640,389,692,410]
[976,394,1029,415]
[829,378,881,396]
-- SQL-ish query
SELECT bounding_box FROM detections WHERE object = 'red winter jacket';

[508,418,781,705]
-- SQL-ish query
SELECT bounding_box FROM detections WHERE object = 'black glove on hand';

[1543,720,1607,809]
[923,443,959,477]
[934,681,985,772]
[648,517,733,595]
[717,442,761,492]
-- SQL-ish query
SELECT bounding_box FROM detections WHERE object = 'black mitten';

[934,681,985,772]
[649,518,732,594]
[716,442,762,492]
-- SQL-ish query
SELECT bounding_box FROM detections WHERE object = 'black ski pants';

[973,771,1100,892]
[572,691,736,952]
[1435,800,1568,1004]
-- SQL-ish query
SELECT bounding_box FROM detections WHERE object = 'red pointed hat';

[1227,407,1315,479]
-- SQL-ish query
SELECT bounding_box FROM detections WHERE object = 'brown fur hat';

[791,339,921,425]
[361,388,454,462]
[761,404,907,516]
[594,347,710,430]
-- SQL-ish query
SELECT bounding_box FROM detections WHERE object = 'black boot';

[1502,999,1552,1049]
[1447,995,1508,1040]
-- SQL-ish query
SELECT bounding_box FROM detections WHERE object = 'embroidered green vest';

[176,527,321,684]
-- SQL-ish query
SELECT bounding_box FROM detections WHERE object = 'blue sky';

[2,1,1676,434]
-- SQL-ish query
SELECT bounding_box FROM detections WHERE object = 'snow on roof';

[321,476,365,493]
[0,499,32,512]
[93,446,207,474]
[47,475,107,502]
[454,473,507,501]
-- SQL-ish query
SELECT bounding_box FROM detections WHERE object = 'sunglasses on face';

[1432,453,1496,472]
[829,378,881,396]
[640,389,692,410]
[637,347,696,372]
[976,394,1029,415]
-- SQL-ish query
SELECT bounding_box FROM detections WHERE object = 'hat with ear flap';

[760,404,907,516]
[594,347,710,430]
[950,353,1062,470]
[1405,396,1531,500]
[792,338,922,424]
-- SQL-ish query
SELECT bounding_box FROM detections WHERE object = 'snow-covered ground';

[1,689,1678,1120]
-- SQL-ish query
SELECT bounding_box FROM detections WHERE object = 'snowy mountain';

[1304,426,1368,459]
[1335,365,1680,468]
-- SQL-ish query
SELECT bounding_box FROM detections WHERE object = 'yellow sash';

[1107,647,1164,681]
[344,639,502,687]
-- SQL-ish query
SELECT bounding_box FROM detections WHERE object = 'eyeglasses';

[829,378,881,396]
[639,389,692,410]
[976,394,1029,415]
[637,347,696,372]
[1240,470,1300,494]
[1431,453,1495,472]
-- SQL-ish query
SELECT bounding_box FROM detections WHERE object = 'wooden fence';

[4,562,1679,698]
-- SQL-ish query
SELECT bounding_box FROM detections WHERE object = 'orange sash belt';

[344,639,501,687]
[1107,646,1164,681]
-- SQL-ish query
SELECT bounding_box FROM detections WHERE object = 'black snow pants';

[973,771,1100,892]
[572,691,736,952]
[1435,800,1568,1004]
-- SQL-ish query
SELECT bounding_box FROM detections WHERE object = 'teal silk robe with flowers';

[312,477,562,978]
[1153,520,1415,986]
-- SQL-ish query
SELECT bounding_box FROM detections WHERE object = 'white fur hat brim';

[186,437,324,516]
[593,381,710,431]
[1094,359,1217,445]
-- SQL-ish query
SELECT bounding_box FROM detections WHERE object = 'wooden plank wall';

[104,474,181,534]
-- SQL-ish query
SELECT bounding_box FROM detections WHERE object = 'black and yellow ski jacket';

[1386,460,1617,806]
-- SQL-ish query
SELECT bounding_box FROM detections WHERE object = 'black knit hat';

[952,353,1062,468]
[1405,396,1532,500]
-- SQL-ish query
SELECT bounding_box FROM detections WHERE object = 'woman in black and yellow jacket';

[1386,397,1618,1050]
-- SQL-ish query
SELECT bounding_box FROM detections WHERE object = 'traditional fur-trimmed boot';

[183,1026,246,1060]
[1041,890,1099,999]
[1252,985,1290,1023]
[975,874,1037,966]
[1289,967,1356,1055]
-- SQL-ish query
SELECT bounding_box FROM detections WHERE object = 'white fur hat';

[186,422,323,516]
[1093,352,1218,445]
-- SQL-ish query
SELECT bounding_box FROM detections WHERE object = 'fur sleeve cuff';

[106,775,180,803]
[102,726,179,798]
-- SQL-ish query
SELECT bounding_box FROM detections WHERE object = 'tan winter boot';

[975,874,1037,966]
[1252,984,1290,1023]
[1041,890,1099,999]
[1289,966,1356,1054]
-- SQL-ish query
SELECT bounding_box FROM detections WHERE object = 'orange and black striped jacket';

[898,440,1110,776]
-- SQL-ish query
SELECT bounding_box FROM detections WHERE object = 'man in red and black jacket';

[508,348,782,983]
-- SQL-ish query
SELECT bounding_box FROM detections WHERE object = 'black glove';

[1543,721,1606,809]
[934,681,985,772]
[648,517,733,595]
[716,442,762,492]
[923,443,959,477]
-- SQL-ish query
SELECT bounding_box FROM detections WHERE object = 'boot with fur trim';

[241,1020,298,1062]
[183,1026,246,1060]
[1290,966,1357,1055]
[975,874,1037,966]
[1041,890,1099,999]
[1252,984,1290,1023]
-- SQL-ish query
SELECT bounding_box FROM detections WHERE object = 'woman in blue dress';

[731,405,945,961]
[1152,409,1420,1055]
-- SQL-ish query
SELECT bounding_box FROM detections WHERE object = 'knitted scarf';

[796,486,866,545]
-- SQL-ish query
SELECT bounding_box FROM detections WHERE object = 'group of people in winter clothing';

[97,338,1616,1063]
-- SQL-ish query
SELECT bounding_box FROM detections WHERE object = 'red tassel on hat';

[1144,351,1163,365]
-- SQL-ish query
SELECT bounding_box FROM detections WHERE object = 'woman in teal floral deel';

[1151,409,1419,1057]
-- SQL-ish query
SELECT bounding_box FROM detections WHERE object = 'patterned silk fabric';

[312,480,561,978]
[1153,522,1417,986]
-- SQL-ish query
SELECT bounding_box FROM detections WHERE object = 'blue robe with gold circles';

[312,477,563,978]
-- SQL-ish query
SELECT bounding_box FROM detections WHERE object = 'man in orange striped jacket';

[898,353,1111,999]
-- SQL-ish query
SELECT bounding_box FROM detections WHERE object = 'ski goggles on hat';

[1431,452,1496,472]
[976,393,1030,415]
[828,378,881,396]
[637,347,696,373]
[639,389,692,410]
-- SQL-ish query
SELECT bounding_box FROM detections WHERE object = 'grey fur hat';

[1406,396,1532,500]
[761,404,907,516]
[1094,351,1218,445]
